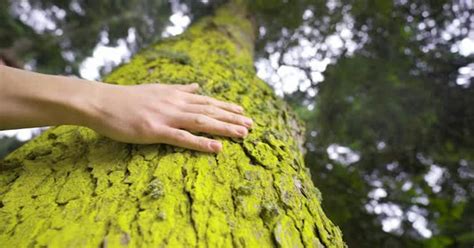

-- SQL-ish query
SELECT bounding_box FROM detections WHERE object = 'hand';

[87,83,252,153]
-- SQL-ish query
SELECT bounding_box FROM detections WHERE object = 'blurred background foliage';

[0,0,472,247]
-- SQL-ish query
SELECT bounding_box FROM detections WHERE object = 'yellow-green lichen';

[0,1,344,247]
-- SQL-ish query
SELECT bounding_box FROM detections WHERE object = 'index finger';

[184,93,244,114]
[158,127,222,153]
[167,83,200,93]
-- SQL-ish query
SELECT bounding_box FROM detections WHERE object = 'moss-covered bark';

[0,2,344,247]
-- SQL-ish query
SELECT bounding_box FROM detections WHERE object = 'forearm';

[0,65,100,130]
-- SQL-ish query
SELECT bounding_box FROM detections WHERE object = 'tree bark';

[0,2,344,247]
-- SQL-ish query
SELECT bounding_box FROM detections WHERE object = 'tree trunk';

[0,2,344,247]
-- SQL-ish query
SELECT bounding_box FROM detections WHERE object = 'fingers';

[176,113,248,138]
[183,93,244,114]
[163,83,244,114]
[159,127,222,153]
[145,83,251,154]
[183,104,252,128]
[167,83,200,93]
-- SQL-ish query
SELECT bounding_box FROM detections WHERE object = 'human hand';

[86,83,252,153]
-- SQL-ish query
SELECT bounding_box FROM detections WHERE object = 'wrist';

[0,66,111,130]
[59,77,107,128]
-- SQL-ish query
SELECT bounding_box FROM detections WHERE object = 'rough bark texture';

[0,2,344,247]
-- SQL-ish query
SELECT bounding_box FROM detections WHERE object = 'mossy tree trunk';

[0,2,344,247]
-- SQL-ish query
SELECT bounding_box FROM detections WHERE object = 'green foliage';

[266,0,473,247]
[300,1,473,247]
[0,0,232,75]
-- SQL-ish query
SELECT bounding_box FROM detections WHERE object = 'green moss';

[0,1,344,247]
[273,216,304,248]
[144,49,192,65]
[145,178,165,199]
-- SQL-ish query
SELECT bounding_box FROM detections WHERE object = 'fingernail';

[191,83,199,88]
[243,118,253,128]
[236,106,244,113]
[236,127,248,137]
[209,141,222,153]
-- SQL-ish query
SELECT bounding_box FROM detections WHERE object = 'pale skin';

[0,65,253,153]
